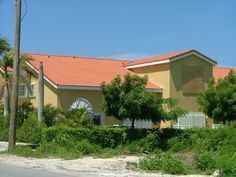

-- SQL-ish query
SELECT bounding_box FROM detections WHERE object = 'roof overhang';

[126,51,217,69]
[26,62,163,92]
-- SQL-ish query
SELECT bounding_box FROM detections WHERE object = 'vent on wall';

[182,65,204,93]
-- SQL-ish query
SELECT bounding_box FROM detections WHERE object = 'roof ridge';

[22,52,131,62]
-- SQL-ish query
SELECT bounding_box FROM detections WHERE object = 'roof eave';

[125,51,217,69]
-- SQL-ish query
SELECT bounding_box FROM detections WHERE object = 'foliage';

[62,108,93,128]
[42,104,60,127]
[101,74,186,128]
[17,112,42,144]
[17,102,35,128]
[0,38,10,55]
[128,133,159,153]
[198,71,236,123]
[41,126,127,148]
[139,153,189,175]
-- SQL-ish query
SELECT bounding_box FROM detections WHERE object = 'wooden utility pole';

[8,0,22,150]
[38,61,44,127]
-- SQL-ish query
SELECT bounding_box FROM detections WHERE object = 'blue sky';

[0,0,235,67]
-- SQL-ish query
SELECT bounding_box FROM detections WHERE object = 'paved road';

[0,162,99,177]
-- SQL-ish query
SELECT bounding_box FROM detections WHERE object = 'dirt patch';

[175,151,197,168]
[0,154,212,177]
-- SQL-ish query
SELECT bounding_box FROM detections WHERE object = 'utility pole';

[38,61,44,127]
[8,0,22,150]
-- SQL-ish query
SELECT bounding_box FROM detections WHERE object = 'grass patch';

[139,152,190,175]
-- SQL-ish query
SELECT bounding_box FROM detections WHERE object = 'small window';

[29,84,35,97]
[93,115,101,125]
[18,85,27,97]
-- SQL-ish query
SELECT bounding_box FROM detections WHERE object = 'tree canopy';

[101,74,186,128]
[198,71,236,124]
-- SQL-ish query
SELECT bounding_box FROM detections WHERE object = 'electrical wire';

[21,0,28,21]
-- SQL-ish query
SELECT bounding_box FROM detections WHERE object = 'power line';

[21,0,27,21]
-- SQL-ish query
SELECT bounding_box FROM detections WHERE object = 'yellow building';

[1,49,235,128]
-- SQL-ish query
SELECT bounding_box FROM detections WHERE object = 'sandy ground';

[0,142,212,177]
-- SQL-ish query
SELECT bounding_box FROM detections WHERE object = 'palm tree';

[0,38,11,117]
[0,51,14,117]
[0,38,10,55]
[0,49,32,117]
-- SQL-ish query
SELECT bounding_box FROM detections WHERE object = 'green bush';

[216,154,236,177]
[43,104,60,127]
[17,102,34,128]
[167,137,185,152]
[196,152,215,172]
[41,126,127,148]
[16,113,42,144]
[130,133,159,152]
[0,128,8,141]
[62,108,93,128]
[139,153,189,175]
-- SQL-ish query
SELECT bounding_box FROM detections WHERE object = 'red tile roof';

[213,66,236,80]
[27,53,160,90]
[125,49,217,67]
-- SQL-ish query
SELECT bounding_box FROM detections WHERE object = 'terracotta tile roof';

[26,53,160,90]
[213,66,236,80]
[0,66,13,73]
[125,49,217,67]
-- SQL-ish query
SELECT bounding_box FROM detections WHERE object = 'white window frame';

[18,84,27,98]
[174,112,206,129]
[28,83,36,98]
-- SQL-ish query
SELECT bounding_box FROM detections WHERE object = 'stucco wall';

[170,54,213,112]
[30,75,58,108]
[57,89,119,125]
[130,63,170,98]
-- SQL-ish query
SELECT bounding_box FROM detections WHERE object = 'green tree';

[101,74,186,128]
[198,71,236,124]
[0,50,13,117]
[0,38,11,117]
[0,38,10,54]
[0,50,31,118]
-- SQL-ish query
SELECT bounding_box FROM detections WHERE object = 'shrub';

[135,133,159,152]
[167,137,185,152]
[196,152,215,172]
[43,104,60,127]
[72,139,101,155]
[17,102,34,128]
[62,108,93,128]
[139,153,189,175]
[0,128,8,141]
[17,112,42,144]
[41,126,127,148]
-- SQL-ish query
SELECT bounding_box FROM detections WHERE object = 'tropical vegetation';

[101,74,187,128]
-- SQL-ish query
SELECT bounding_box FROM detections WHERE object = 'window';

[173,113,206,129]
[93,113,105,126]
[70,98,94,116]
[29,84,35,97]
[18,84,35,98]
[93,115,101,125]
[18,85,27,97]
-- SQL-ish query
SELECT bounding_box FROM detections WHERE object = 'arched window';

[70,98,94,117]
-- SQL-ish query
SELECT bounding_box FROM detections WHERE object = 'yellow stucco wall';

[30,75,58,108]
[130,63,170,98]
[170,54,213,112]
[57,89,119,126]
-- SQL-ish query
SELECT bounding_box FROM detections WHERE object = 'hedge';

[41,127,127,148]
